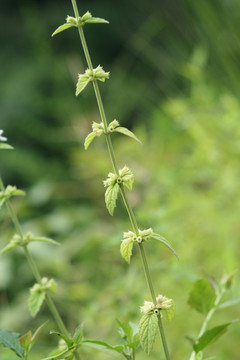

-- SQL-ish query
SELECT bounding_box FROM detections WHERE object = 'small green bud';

[81,11,92,22]
[66,16,77,25]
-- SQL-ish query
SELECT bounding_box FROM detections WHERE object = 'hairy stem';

[71,1,171,358]
[189,288,225,360]
[0,177,70,339]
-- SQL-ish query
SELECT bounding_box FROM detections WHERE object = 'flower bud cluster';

[31,277,57,294]
[122,228,153,245]
[104,166,134,190]
[140,294,174,315]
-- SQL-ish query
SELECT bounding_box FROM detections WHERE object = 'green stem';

[0,177,70,338]
[71,1,171,359]
[189,288,225,360]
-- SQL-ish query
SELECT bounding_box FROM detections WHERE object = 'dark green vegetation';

[0,0,240,359]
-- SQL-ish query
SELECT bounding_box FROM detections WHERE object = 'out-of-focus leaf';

[0,329,25,358]
[193,321,238,352]
[52,23,75,37]
[188,279,216,314]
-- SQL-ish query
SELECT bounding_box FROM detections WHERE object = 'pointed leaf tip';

[52,23,75,37]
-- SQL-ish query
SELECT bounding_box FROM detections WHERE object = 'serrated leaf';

[114,127,142,144]
[151,233,179,261]
[0,329,25,358]
[188,279,216,314]
[193,321,237,352]
[218,297,240,309]
[29,290,46,317]
[19,331,32,350]
[105,183,119,215]
[0,143,14,149]
[30,237,60,246]
[52,23,75,37]
[49,331,73,348]
[120,239,134,264]
[76,75,91,96]
[139,313,158,355]
[84,132,97,150]
[85,17,109,24]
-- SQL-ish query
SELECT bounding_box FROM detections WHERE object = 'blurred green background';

[0,0,240,359]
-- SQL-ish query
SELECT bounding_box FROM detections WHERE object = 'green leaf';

[73,324,83,344]
[52,23,75,37]
[195,352,203,360]
[29,289,46,317]
[85,17,109,24]
[82,340,126,358]
[41,348,71,360]
[120,239,134,264]
[49,331,74,348]
[84,132,97,150]
[105,183,119,215]
[139,313,158,355]
[188,278,216,314]
[31,322,48,349]
[193,321,237,352]
[113,127,142,144]
[218,297,240,310]
[19,331,32,351]
[151,233,179,260]
[0,329,25,358]
[0,143,13,150]
[30,236,60,246]
[0,242,19,255]
[76,75,91,96]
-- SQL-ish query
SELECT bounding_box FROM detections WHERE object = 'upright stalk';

[71,1,171,359]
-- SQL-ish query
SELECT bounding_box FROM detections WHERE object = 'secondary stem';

[71,1,171,359]
[0,177,69,338]
[189,288,225,360]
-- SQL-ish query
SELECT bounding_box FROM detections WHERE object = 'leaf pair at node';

[139,294,175,355]
[84,119,141,150]
[104,166,134,215]
[0,232,59,256]
[29,278,57,317]
[52,11,109,37]
[0,185,25,209]
[76,65,110,96]
[120,227,179,263]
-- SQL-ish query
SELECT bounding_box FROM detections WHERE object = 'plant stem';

[71,1,171,359]
[0,177,69,338]
[189,288,225,360]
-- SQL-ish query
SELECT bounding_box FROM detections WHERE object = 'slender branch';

[0,177,69,338]
[70,1,171,359]
[189,288,225,360]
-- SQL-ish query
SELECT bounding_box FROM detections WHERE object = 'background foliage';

[0,0,239,359]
